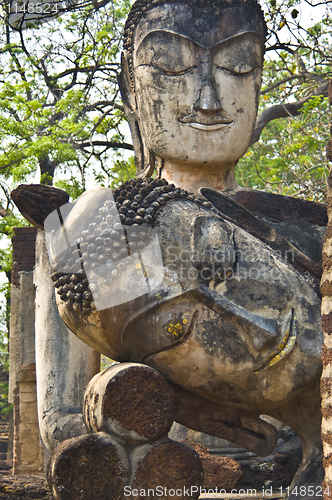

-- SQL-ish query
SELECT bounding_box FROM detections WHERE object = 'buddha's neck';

[160,160,240,193]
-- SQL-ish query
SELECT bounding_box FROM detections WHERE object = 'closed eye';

[149,64,197,76]
[213,34,263,77]
[216,64,260,76]
[135,31,197,77]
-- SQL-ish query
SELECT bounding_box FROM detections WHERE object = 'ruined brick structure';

[9,227,45,474]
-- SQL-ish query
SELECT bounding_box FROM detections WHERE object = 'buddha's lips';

[179,116,233,131]
[184,122,233,131]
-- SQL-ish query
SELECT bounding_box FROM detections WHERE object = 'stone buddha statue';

[121,0,265,191]
[11,0,326,498]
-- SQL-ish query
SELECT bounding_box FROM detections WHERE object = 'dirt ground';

[0,474,51,499]
[0,473,285,499]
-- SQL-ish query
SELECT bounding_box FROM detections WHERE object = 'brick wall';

[9,227,44,473]
[11,227,37,288]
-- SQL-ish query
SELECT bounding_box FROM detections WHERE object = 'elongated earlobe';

[118,52,154,178]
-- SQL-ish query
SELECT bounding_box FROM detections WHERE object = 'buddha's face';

[131,3,265,167]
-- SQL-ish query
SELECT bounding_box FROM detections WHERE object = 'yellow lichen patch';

[269,354,281,368]
[269,331,296,367]
[277,329,289,352]
[166,322,183,337]
[254,316,297,374]
[164,314,190,339]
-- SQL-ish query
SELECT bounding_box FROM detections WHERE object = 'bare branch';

[303,0,332,5]
[293,52,326,85]
[82,101,124,113]
[74,140,134,151]
[261,74,302,95]
[251,80,329,145]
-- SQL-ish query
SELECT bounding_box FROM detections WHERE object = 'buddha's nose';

[194,84,222,114]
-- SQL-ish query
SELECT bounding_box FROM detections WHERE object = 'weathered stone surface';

[11,184,69,230]
[202,188,324,277]
[47,433,128,500]
[121,1,266,186]
[185,441,242,491]
[40,101,323,499]
[34,232,100,452]
[51,188,323,419]
[11,228,38,288]
[171,383,278,457]
[272,448,302,488]
[0,475,51,499]
[321,79,332,495]
[328,79,332,106]
[9,1,325,498]
[84,363,176,442]
[326,138,332,162]
[9,270,44,474]
[230,189,327,226]
[131,441,203,500]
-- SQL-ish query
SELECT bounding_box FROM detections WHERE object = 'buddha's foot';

[47,362,203,499]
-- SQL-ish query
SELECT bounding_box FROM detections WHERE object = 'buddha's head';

[119,0,267,187]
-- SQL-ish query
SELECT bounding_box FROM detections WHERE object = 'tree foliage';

[237,0,332,202]
[0,0,136,362]
[0,0,331,202]
[0,0,330,360]
[238,94,330,201]
[0,0,134,198]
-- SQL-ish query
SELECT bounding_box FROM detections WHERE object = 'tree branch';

[82,101,124,113]
[261,73,309,95]
[303,0,332,5]
[74,140,134,151]
[0,206,8,217]
[251,80,329,145]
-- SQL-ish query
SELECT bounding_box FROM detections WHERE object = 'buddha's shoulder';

[227,188,327,227]
[207,188,326,265]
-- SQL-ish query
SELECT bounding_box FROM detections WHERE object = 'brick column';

[11,228,37,288]
[9,227,44,474]
[321,80,332,498]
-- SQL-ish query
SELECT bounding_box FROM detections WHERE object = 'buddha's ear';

[118,52,153,177]
[118,52,136,112]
